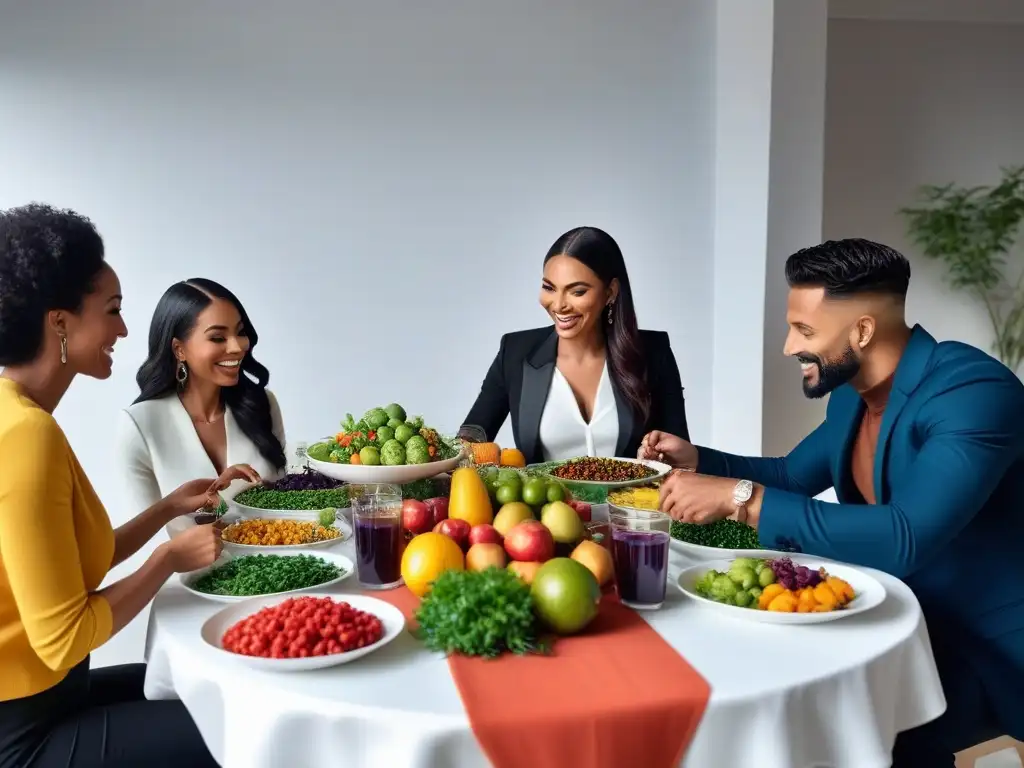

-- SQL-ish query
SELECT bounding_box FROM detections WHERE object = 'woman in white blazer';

[116,278,288,536]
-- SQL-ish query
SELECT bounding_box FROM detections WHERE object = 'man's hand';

[659,471,738,524]
[638,431,698,470]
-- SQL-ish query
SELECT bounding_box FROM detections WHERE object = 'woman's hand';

[214,463,261,489]
[638,431,699,470]
[163,464,261,519]
[159,523,223,573]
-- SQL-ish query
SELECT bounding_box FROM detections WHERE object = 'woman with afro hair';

[0,203,234,767]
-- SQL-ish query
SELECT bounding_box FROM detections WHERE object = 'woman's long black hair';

[133,278,287,472]
[543,227,650,423]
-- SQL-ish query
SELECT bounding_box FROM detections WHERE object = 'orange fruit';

[500,448,526,467]
[507,560,543,585]
[466,543,506,572]
[401,532,465,597]
[570,539,614,586]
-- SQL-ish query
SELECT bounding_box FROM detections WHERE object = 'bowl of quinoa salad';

[538,456,672,488]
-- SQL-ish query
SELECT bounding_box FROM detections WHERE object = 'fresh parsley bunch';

[414,568,547,658]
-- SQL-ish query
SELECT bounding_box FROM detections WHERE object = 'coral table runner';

[374,588,710,768]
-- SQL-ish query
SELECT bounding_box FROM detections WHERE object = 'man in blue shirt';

[647,238,1024,765]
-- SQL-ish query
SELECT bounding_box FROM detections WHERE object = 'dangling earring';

[176,360,189,387]
[59,335,68,365]
[607,304,614,325]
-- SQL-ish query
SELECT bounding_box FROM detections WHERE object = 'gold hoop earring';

[176,361,189,386]
[60,335,68,365]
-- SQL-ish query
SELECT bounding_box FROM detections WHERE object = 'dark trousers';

[891,623,1022,767]
[0,658,217,768]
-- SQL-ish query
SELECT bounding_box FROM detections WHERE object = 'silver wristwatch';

[733,479,753,522]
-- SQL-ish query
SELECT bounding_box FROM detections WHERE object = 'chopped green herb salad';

[190,554,345,597]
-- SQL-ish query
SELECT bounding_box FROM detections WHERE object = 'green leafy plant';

[900,166,1024,372]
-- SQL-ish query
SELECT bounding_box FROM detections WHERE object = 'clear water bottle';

[292,442,309,473]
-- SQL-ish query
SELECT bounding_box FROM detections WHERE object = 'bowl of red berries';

[199,594,406,671]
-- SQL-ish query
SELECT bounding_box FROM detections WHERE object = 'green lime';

[497,468,520,484]
[359,446,381,465]
[522,478,547,506]
[495,483,520,506]
[394,425,415,444]
[546,482,566,503]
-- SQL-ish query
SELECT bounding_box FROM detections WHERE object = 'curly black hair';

[785,238,911,299]
[0,203,107,366]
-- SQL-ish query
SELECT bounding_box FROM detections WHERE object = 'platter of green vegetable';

[230,469,350,519]
[669,519,781,560]
[305,404,465,485]
[181,552,354,604]
[414,568,549,658]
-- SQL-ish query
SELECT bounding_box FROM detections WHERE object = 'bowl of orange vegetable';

[676,555,886,624]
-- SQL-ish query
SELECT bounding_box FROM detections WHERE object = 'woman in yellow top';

[0,204,243,767]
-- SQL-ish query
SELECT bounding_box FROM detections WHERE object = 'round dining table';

[144,509,947,768]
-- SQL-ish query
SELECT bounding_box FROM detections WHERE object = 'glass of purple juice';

[349,484,404,590]
[609,507,671,610]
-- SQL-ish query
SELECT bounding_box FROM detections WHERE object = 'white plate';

[199,593,406,671]
[306,449,463,484]
[180,551,355,603]
[675,557,886,624]
[669,538,782,561]
[540,457,672,488]
[220,517,352,552]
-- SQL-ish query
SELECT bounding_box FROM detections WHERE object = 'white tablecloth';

[146,532,946,768]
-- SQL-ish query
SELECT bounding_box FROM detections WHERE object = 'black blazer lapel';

[612,377,637,458]
[517,331,558,464]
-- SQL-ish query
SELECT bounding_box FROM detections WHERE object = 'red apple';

[424,497,449,526]
[568,500,592,522]
[503,520,555,563]
[434,518,471,550]
[469,523,503,547]
[401,499,433,535]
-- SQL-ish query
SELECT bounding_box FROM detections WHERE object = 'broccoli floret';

[380,439,407,466]
[363,408,389,429]
[329,447,353,464]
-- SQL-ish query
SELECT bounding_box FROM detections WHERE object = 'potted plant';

[899,166,1024,373]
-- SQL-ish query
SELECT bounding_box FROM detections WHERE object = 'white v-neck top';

[114,390,286,537]
[537,364,619,462]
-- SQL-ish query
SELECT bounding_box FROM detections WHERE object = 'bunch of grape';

[768,557,823,590]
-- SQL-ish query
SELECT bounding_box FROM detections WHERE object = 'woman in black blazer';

[460,226,689,464]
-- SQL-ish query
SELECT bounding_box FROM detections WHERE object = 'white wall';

[0,0,716,666]
[824,17,1024,360]
[761,1,828,459]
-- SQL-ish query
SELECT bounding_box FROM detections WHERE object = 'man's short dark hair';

[785,238,911,299]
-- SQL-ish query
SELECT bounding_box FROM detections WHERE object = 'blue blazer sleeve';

[758,373,1024,578]
[697,421,833,498]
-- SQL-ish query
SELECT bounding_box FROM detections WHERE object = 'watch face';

[733,479,753,505]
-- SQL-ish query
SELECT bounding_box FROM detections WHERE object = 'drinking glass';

[609,506,671,610]
[349,483,404,590]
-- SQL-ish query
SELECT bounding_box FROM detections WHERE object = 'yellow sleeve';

[0,412,113,671]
